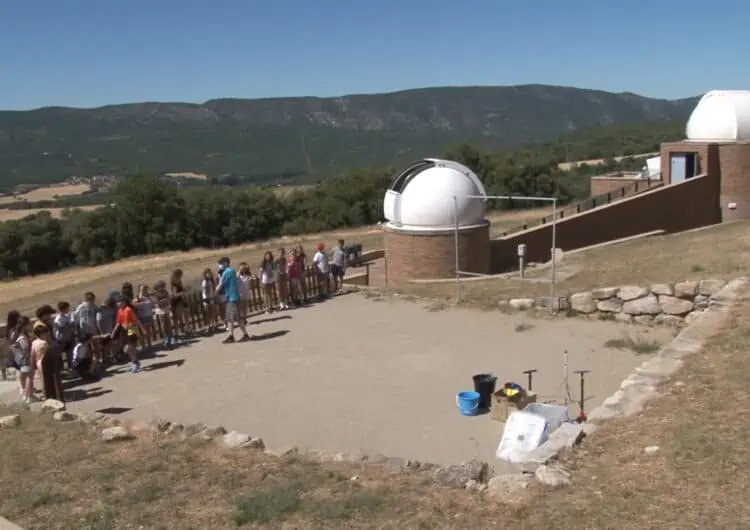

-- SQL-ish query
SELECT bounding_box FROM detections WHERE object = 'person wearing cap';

[216,257,251,344]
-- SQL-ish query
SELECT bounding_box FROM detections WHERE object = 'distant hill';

[0,85,698,189]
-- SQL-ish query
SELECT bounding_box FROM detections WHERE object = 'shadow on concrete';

[251,315,292,326]
[65,387,113,403]
[250,330,290,341]
[96,406,132,415]
[143,359,185,372]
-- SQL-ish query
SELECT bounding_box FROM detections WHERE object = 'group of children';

[4,239,351,402]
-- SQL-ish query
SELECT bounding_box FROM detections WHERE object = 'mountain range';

[0,84,698,188]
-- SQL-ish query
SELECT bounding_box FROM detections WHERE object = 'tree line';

[0,137,655,280]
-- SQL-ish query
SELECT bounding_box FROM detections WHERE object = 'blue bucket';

[456,391,481,416]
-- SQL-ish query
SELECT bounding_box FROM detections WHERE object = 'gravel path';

[6,294,672,467]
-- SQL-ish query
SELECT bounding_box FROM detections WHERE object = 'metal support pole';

[454,195,460,304]
[550,198,557,313]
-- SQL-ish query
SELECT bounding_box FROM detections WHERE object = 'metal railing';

[499,178,664,237]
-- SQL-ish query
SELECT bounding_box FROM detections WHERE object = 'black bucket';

[472,373,497,410]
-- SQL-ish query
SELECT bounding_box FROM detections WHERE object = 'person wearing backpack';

[10,316,34,403]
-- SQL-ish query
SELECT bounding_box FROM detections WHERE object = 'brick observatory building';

[383,90,750,284]
[382,159,491,283]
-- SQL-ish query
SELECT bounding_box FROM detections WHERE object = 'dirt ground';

[0,291,747,529]
[0,205,102,222]
[0,183,92,204]
[3,294,673,468]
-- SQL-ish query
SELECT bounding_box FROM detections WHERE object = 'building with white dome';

[383,159,491,282]
[661,89,750,221]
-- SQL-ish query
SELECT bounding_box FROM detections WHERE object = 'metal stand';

[522,368,538,391]
[574,369,591,422]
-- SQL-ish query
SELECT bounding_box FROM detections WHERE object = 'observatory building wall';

[384,223,490,283]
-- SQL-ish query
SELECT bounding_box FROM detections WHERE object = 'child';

[201,268,219,334]
[331,239,347,293]
[32,322,64,403]
[71,333,97,381]
[215,270,227,325]
[153,280,174,347]
[238,262,252,321]
[53,301,76,370]
[96,291,120,364]
[286,248,303,306]
[170,269,192,340]
[313,242,330,299]
[136,284,155,352]
[10,316,34,403]
[112,295,144,374]
[260,252,277,313]
[296,245,308,301]
[275,248,290,310]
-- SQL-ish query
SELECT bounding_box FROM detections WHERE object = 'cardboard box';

[491,390,538,423]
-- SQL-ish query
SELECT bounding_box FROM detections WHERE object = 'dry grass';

[400,221,750,307]
[164,172,208,180]
[0,184,92,204]
[0,227,384,317]
[0,205,103,221]
[0,412,507,529]
[557,152,658,171]
[2,298,749,528]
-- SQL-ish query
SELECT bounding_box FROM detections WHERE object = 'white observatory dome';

[383,158,487,230]
[686,90,750,142]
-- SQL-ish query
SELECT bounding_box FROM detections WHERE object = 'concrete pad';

[61,294,670,468]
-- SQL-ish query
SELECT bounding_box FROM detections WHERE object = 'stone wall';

[564,278,728,326]
[500,278,729,326]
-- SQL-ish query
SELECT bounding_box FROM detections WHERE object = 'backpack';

[11,334,30,368]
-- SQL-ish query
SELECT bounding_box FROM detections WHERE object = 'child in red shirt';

[111,296,144,373]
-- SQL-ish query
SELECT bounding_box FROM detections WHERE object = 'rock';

[674,280,699,298]
[433,460,492,489]
[384,456,406,472]
[591,287,619,300]
[41,399,65,412]
[570,292,597,314]
[654,314,685,327]
[28,402,45,414]
[622,294,661,315]
[465,479,479,490]
[519,422,587,467]
[633,315,655,326]
[0,414,21,428]
[535,464,571,488]
[684,311,704,325]
[222,431,251,448]
[614,313,632,323]
[658,295,694,315]
[166,423,184,435]
[198,425,227,440]
[699,279,726,296]
[650,283,674,296]
[52,411,76,422]
[693,294,710,310]
[509,298,535,311]
[77,412,105,424]
[596,298,623,312]
[181,423,207,439]
[245,437,265,450]
[644,445,660,455]
[149,418,171,432]
[618,285,649,301]
[487,474,532,495]
[101,426,133,442]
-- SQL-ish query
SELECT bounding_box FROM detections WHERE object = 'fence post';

[365,263,371,286]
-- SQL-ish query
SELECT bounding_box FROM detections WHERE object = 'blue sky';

[1,0,746,110]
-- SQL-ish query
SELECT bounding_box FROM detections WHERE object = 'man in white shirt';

[312,242,330,299]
